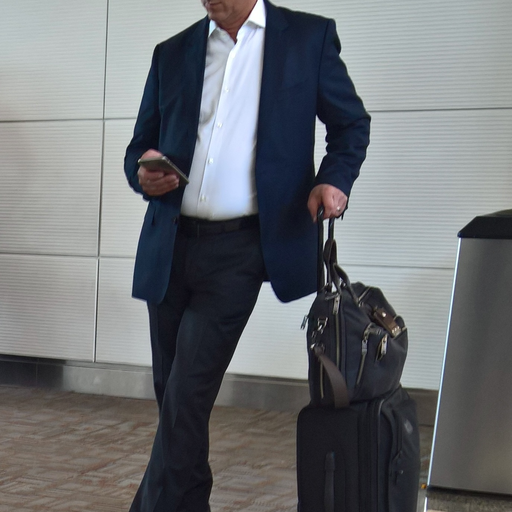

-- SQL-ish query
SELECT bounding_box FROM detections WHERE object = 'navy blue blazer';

[125,0,370,304]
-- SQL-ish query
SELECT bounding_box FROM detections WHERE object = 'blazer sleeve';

[314,19,371,197]
[124,45,162,198]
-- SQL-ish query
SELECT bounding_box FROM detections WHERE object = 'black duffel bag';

[303,210,408,407]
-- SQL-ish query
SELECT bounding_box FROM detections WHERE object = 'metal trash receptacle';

[428,209,512,495]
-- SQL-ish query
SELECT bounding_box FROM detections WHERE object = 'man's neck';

[217,0,257,42]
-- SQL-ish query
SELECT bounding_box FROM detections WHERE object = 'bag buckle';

[310,317,328,343]
[316,317,328,334]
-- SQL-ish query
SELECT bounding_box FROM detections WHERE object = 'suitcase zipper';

[324,451,336,512]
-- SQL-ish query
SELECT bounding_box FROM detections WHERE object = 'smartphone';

[137,156,189,186]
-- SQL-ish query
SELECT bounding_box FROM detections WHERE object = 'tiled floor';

[0,385,508,512]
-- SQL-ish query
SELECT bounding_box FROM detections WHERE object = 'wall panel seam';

[367,107,512,114]
[0,252,99,259]
[0,119,105,124]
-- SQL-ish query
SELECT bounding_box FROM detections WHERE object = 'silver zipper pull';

[301,315,309,330]
[333,294,340,315]
[377,334,389,360]
[356,330,369,386]
[356,331,369,386]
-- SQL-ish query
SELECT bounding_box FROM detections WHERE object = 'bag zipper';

[333,294,341,368]
[355,324,385,387]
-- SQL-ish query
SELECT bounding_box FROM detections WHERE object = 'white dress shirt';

[180,0,266,220]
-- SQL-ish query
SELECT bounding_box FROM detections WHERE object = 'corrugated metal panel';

[105,0,206,118]
[0,0,107,121]
[327,109,512,269]
[0,121,102,256]
[100,121,147,258]
[96,258,151,366]
[0,254,97,360]
[279,0,512,111]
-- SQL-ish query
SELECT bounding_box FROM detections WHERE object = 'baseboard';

[0,355,438,425]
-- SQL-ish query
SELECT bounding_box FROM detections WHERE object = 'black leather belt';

[178,215,259,238]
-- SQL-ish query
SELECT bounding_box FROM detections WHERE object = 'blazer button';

[172,216,179,225]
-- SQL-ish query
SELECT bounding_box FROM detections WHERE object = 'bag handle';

[313,208,360,408]
[317,208,359,303]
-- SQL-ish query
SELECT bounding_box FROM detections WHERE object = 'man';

[124,0,370,510]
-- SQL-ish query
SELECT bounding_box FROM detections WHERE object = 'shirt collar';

[208,0,266,37]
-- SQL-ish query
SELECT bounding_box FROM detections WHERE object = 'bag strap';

[333,263,360,305]
[317,208,359,304]
[313,345,350,408]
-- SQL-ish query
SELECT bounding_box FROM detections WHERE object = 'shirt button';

[208,158,214,164]
[200,195,206,202]
[216,122,223,128]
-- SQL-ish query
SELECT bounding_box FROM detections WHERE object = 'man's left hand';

[307,184,348,221]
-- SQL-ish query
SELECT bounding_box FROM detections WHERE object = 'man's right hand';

[137,149,180,196]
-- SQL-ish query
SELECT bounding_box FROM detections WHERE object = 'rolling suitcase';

[296,386,420,512]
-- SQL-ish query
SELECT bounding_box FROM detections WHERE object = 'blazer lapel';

[255,1,288,171]
[182,17,209,169]
[258,1,288,115]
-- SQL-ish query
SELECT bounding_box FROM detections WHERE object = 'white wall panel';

[0,122,102,256]
[96,258,151,366]
[328,109,512,269]
[0,0,107,121]
[105,0,206,118]
[279,0,512,111]
[228,285,312,380]
[0,255,97,360]
[101,120,146,257]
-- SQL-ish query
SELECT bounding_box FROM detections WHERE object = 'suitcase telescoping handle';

[316,207,336,292]
[316,208,325,292]
[314,207,352,408]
